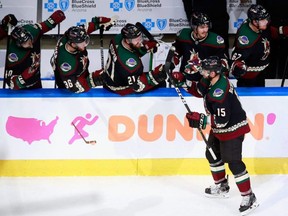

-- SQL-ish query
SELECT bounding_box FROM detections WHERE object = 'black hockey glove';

[186,112,207,129]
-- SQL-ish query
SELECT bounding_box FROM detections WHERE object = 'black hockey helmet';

[201,56,222,74]
[65,26,90,44]
[11,26,33,47]
[248,4,270,21]
[190,12,211,30]
[121,23,141,39]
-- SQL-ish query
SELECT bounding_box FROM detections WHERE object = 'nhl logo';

[124,0,135,11]
[156,19,167,31]
[59,0,69,11]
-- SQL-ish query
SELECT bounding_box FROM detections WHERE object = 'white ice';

[0,175,287,216]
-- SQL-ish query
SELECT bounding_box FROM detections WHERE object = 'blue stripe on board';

[0,87,288,98]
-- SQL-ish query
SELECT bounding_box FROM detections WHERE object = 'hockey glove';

[143,40,159,53]
[2,14,18,28]
[92,17,112,30]
[186,112,207,129]
[88,69,104,87]
[47,10,66,27]
[231,60,247,79]
[147,64,167,85]
[171,71,186,87]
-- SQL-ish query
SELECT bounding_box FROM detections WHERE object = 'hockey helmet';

[121,23,142,39]
[248,4,270,21]
[190,12,211,30]
[65,26,90,44]
[201,56,222,74]
[11,26,33,47]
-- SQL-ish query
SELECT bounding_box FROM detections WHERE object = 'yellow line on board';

[0,158,287,177]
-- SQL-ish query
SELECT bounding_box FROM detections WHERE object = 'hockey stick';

[99,15,119,70]
[99,25,105,70]
[164,46,217,160]
[280,55,288,87]
[71,122,97,145]
[3,24,12,89]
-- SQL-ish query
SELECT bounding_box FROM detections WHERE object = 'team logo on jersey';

[124,0,135,11]
[213,88,224,97]
[157,19,167,31]
[238,36,249,45]
[8,53,18,62]
[60,62,72,72]
[126,58,137,67]
[261,38,270,60]
[216,35,224,44]
[59,0,69,11]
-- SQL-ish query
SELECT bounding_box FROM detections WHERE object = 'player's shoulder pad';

[205,31,225,47]
[176,28,192,40]
[207,75,229,102]
[235,21,259,48]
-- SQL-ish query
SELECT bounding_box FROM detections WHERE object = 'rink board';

[0,87,288,176]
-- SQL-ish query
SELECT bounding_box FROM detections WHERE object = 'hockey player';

[51,16,113,93]
[0,14,18,40]
[185,56,258,216]
[5,10,66,90]
[102,23,166,96]
[171,12,229,86]
[230,4,288,86]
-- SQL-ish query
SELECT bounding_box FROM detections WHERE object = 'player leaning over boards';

[51,16,113,93]
[230,4,288,87]
[185,56,259,216]
[171,12,229,87]
[102,23,166,96]
[5,10,66,90]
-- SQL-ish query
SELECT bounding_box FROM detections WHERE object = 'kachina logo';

[110,0,123,12]
[142,19,155,31]
[44,0,58,12]
[124,0,135,11]
[156,19,167,30]
[59,0,69,11]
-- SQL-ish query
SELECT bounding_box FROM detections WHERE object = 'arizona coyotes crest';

[80,55,89,71]
[261,38,270,60]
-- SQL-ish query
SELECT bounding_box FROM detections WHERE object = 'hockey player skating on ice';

[51,16,113,93]
[171,12,229,86]
[185,56,259,215]
[230,4,288,87]
[103,23,166,96]
[0,14,18,40]
[5,10,66,90]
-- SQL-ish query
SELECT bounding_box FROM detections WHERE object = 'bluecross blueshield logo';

[234,18,244,29]
[59,0,69,11]
[110,0,123,12]
[77,19,87,26]
[124,0,135,11]
[142,19,155,31]
[156,19,167,31]
[44,0,57,12]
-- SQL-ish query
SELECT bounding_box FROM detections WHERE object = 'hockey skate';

[239,193,259,216]
[204,180,230,198]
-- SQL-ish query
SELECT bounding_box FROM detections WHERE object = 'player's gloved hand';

[88,69,104,87]
[279,26,288,37]
[143,40,159,53]
[231,60,247,79]
[171,71,186,87]
[2,14,18,27]
[93,17,112,30]
[186,112,207,129]
[48,10,66,26]
[149,64,167,84]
